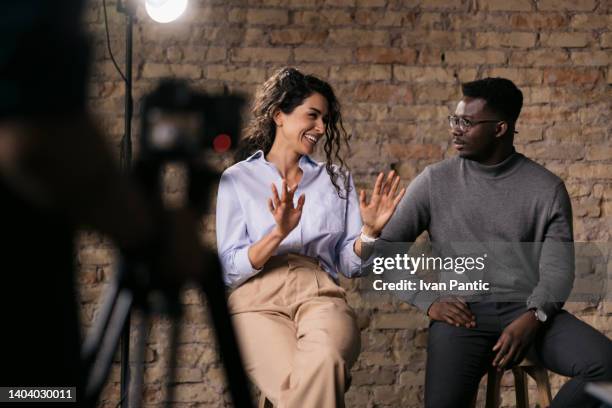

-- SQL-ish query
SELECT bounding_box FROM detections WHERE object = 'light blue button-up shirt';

[216,150,363,288]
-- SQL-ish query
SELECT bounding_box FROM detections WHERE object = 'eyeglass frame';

[448,115,519,134]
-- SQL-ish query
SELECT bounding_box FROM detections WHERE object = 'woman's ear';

[273,109,283,128]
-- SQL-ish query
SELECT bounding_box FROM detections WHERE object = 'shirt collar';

[246,150,319,168]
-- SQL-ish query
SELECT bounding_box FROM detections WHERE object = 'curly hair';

[234,67,351,198]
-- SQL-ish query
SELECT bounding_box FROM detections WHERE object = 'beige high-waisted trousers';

[228,253,361,408]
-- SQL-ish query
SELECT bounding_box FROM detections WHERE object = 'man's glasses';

[448,115,519,134]
[448,115,501,132]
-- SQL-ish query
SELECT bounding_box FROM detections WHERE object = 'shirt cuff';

[342,238,366,277]
[228,247,262,288]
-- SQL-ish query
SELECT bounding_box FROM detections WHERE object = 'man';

[362,77,612,407]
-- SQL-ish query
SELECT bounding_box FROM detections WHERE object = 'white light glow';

[145,0,188,23]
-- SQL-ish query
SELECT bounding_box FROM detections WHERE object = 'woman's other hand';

[268,179,305,237]
[359,171,405,238]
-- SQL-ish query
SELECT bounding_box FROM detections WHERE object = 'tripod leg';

[85,289,134,406]
[82,278,121,369]
[127,310,150,408]
[164,316,181,408]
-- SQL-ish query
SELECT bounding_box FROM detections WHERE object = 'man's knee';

[578,353,612,381]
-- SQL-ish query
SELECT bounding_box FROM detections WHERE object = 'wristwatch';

[531,307,548,323]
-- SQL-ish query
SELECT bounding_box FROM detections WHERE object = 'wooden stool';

[471,358,553,408]
[258,393,273,408]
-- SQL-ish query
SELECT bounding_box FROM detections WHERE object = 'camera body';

[140,79,245,161]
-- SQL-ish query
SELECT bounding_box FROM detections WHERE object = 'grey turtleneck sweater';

[380,150,574,317]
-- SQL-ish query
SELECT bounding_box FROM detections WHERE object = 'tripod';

[81,79,253,408]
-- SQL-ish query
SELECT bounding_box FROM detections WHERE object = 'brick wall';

[81,0,611,406]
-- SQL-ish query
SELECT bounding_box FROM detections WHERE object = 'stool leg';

[258,394,266,408]
[512,367,529,408]
[525,366,552,408]
[485,368,502,408]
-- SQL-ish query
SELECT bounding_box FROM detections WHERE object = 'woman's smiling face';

[274,92,329,156]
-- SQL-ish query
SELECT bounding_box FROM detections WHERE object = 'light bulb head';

[145,0,188,23]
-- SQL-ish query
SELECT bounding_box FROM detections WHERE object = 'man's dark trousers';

[425,302,612,408]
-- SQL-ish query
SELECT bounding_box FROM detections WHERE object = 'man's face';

[451,97,501,163]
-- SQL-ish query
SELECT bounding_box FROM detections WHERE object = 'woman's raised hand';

[268,179,305,237]
[359,171,405,237]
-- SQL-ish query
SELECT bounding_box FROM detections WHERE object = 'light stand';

[117,1,134,405]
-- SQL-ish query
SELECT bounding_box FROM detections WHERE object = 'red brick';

[444,50,507,65]
[569,164,611,180]
[418,47,446,65]
[540,32,591,48]
[228,8,245,23]
[403,30,463,47]
[602,33,612,48]
[246,8,289,25]
[570,51,610,66]
[480,0,532,11]
[521,142,585,160]
[329,65,392,81]
[457,68,478,83]
[449,14,508,30]
[230,47,291,62]
[329,29,389,46]
[141,63,202,79]
[413,84,461,103]
[394,66,456,83]
[270,29,327,45]
[206,66,267,83]
[570,14,612,29]
[417,12,443,29]
[514,125,544,142]
[293,10,352,25]
[356,47,417,64]
[586,146,612,161]
[543,68,601,85]
[538,0,597,11]
[356,0,386,5]
[486,67,543,85]
[509,50,569,66]
[421,0,463,10]
[294,47,353,63]
[291,64,329,79]
[355,10,415,26]
[509,13,567,30]
[384,143,444,160]
[476,32,537,48]
[344,83,414,103]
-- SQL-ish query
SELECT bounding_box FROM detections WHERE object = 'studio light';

[145,0,187,23]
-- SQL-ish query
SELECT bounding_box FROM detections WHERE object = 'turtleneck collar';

[461,148,525,179]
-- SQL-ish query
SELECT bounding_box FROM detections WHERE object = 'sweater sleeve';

[377,167,434,313]
[526,182,574,318]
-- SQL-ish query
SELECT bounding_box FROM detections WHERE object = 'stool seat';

[471,358,553,408]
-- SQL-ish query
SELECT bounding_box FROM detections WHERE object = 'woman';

[216,67,404,407]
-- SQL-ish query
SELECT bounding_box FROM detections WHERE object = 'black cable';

[103,0,127,83]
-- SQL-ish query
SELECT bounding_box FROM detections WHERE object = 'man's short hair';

[461,77,523,124]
